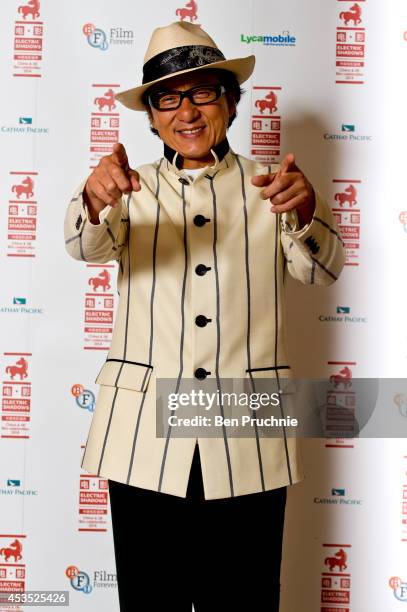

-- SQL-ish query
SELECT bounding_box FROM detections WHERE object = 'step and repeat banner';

[0,0,405,610]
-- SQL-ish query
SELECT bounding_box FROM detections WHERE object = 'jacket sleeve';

[279,188,345,285]
[63,178,130,264]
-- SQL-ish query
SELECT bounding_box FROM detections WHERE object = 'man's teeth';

[179,127,203,134]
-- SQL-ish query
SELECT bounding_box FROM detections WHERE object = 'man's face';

[147,70,236,169]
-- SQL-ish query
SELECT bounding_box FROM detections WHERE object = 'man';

[64,20,345,612]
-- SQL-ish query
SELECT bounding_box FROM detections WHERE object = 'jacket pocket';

[95,358,153,392]
[246,365,293,378]
[245,365,296,394]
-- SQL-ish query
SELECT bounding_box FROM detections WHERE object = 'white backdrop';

[0,0,405,610]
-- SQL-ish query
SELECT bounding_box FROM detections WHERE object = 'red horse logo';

[94,89,116,112]
[324,548,347,571]
[6,358,28,380]
[329,366,352,389]
[255,91,278,114]
[340,3,362,25]
[12,176,34,199]
[0,539,23,562]
[176,0,198,22]
[18,0,40,19]
[89,269,111,292]
[334,184,357,207]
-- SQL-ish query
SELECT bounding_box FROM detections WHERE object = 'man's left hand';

[251,153,316,229]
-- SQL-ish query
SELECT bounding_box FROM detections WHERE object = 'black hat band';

[142,45,226,84]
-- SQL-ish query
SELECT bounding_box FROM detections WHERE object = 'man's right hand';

[83,142,141,224]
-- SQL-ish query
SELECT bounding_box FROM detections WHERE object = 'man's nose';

[176,95,201,120]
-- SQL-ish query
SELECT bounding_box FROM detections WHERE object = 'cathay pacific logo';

[324,123,372,142]
[319,306,367,324]
[241,31,296,47]
[0,298,43,315]
[1,118,49,134]
[0,479,38,496]
[314,487,362,505]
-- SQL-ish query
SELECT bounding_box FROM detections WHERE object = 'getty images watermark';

[156,377,303,438]
[166,388,298,430]
[155,377,407,439]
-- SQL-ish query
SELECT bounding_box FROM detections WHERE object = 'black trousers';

[108,443,287,612]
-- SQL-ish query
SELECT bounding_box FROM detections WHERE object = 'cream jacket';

[64,140,345,500]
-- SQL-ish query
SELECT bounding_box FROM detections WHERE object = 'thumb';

[251,172,278,187]
[128,169,141,192]
[279,152,296,174]
[112,142,129,170]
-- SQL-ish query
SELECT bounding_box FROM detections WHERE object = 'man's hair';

[142,68,245,137]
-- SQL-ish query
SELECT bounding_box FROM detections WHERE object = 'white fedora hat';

[114,21,255,111]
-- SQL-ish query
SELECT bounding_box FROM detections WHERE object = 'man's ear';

[146,108,155,129]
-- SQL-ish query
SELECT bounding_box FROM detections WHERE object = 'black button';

[195,315,212,327]
[195,264,211,276]
[304,235,320,255]
[194,367,211,380]
[75,214,82,230]
[193,214,210,227]
[178,177,189,185]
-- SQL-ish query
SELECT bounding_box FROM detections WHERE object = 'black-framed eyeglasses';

[148,83,226,111]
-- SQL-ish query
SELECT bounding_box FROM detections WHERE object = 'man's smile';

[176,126,206,137]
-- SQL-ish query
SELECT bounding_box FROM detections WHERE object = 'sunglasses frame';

[148,83,227,111]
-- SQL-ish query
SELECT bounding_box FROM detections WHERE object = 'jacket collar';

[163,137,233,178]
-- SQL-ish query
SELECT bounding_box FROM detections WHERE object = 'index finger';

[111,142,129,169]
[279,152,298,174]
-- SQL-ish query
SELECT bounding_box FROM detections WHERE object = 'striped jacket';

[64,139,345,500]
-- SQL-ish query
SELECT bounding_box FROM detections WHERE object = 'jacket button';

[193,214,210,227]
[195,315,212,327]
[195,367,211,380]
[304,235,320,254]
[178,177,189,185]
[195,264,211,276]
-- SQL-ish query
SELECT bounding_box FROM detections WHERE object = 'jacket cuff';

[71,179,123,233]
[280,189,337,261]
[83,200,117,226]
[280,188,323,239]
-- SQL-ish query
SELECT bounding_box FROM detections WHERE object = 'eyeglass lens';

[152,84,222,109]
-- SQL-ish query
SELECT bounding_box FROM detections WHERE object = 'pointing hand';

[84,142,141,223]
[251,153,316,227]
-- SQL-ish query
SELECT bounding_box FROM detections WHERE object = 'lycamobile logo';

[241,32,296,47]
